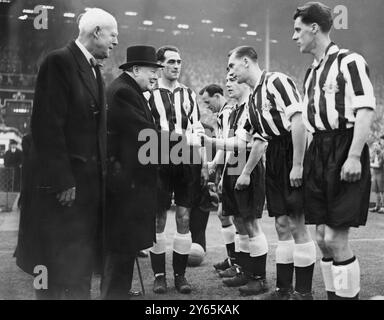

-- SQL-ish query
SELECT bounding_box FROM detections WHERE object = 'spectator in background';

[370,140,384,213]
[4,139,22,192]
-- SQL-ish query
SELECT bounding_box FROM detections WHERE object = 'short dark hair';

[9,139,17,145]
[293,2,333,33]
[156,45,180,62]
[228,46,258,63]
[199,84,224,97]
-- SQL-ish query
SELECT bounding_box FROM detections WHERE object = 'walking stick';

[135,257,146,296]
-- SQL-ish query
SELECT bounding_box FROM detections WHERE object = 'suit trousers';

[100,252,136,300]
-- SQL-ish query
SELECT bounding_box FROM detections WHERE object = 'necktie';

[90,58,103,112]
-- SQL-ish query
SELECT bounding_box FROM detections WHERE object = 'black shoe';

[288,291,314,300]
[174,274,192,294]
[138,250,149,258]
[219,265,241,278]
[260,288,292,300]
[222,272,251,287]
[214,258,232,271]
[153,275,167,294]
[239,277,268,296]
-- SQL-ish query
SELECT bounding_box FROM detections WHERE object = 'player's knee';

[176,213,190,229]
[316,232,327,251]
[156,217,166,233]
[288,218,307,240]
[323,233,345,252]
[220,215,232,226]
[275,216,290,237]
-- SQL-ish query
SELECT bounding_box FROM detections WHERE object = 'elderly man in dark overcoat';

[15,8,118,299]
[101,45,163,300]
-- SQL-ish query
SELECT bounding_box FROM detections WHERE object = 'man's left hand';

[235,173,250,190]
[340,156,361,182]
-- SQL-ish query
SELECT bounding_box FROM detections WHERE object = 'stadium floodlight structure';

[246,31,257,36]
[212,27,224,33]
[63,12,75,18]
[143,20,153,26]
[125,11,137,16]
[177,24,189,29]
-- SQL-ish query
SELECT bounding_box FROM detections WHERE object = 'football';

[187,243,206,267]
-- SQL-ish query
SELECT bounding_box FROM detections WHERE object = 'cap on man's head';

[119,45,164,70]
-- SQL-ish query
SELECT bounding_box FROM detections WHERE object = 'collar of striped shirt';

[312,42,339,69]
[217,102,228,115]
[252,70,267,92]
[157,77,184,91]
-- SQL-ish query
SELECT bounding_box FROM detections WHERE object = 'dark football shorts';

[303,128,371,228]
[222,152,265,219]
[371,170,384,193]
[265,134,304,218]
[157,163,202,210]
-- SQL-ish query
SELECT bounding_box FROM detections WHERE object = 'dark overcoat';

[15,41,106,285]
[106,72,157,254]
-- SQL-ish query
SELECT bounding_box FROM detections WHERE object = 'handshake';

[189,132,254,151]
[186,132,214,147]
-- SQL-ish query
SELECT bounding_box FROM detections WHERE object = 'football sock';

[293,241,316,294]
[150,232,167,276]
[332,256,360,300]
[173,232,192,276]
[320,257,336,299]
[222,224,236,260]
[249,233,268,278]
[275,239,294,290]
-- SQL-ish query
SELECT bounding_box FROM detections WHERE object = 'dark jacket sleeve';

[109,85,158,159]
[31,52,75,192]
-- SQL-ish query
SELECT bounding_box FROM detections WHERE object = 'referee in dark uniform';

[226,46,317,300]
[293,2,376,300]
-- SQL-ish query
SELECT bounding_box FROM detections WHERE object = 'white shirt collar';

[75,39,95,66]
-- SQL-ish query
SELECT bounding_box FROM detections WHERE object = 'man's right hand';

[56,187,76,207]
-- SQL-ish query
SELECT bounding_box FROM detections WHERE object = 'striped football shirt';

[148,78,204,135]
[302,42,376,133]
[237,70,302,142]
[216,103,234,139]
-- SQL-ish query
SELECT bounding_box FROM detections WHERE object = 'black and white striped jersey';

[148,78,204,135]
[302,42,376,133]
[237,70,302,142]
[216,103,234,138]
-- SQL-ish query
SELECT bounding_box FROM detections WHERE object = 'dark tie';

[90,58,103,113]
